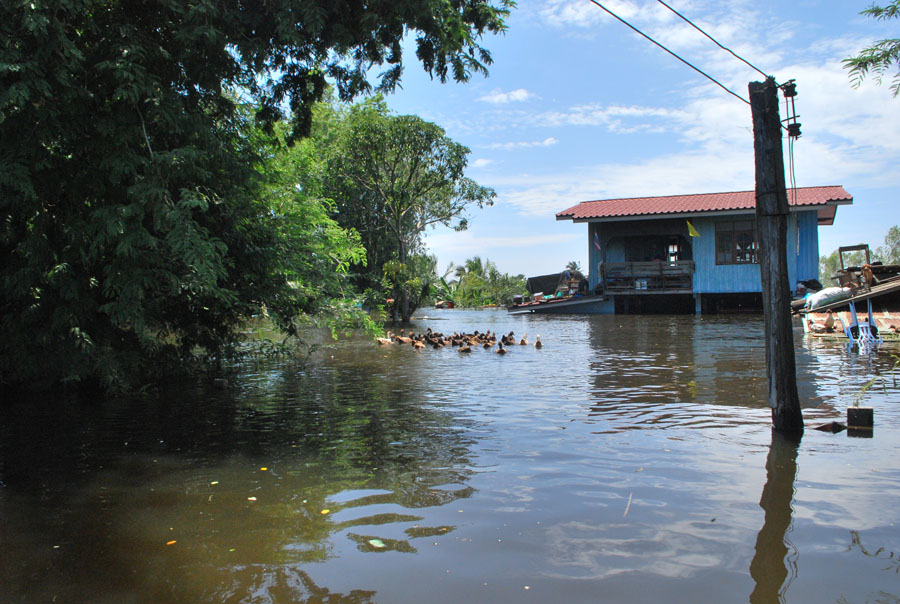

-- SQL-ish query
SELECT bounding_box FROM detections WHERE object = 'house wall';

[691,217,760,293]
[795,210,820,283]
[588,209,821,296]
[589,218,690,288]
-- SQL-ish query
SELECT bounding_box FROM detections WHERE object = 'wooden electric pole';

[749,77,803,435]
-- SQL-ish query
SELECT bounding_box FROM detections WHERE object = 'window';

[716,220,758,264]
[667,240,681,262]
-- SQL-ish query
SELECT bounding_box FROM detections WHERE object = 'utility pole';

[749,77,803,435]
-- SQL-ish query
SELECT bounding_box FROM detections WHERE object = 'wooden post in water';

[749,78,803,435]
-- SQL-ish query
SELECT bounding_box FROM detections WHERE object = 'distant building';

[555,186,852,314]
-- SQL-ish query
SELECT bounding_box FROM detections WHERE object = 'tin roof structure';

[556,185,852,225]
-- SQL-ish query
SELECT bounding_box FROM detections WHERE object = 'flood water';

[2,311,900,604]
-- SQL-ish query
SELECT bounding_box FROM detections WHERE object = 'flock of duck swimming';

[376,328,542,355]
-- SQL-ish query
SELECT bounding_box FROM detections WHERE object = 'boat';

[507,271,607,315]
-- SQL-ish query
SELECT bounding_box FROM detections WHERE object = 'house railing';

[602,261,694,293]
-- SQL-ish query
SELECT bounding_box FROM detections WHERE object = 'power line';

[655,0,772,81]
[586,0,750,105]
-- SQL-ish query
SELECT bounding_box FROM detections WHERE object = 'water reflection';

[0,359,477,602]
[750,431,800,604]
[585,316,822,433]
[3,312,900,603]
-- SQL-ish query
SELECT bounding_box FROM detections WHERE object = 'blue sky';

[380,0,899,278]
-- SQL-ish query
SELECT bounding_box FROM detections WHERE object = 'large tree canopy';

[0,0,513,391]
[322,97,495,323]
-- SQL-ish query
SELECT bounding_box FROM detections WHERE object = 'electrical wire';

[655,0,772,81]
[786,93,799,213]
[586,0,750,105]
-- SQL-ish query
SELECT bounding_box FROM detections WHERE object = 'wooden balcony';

[602,261,694,293]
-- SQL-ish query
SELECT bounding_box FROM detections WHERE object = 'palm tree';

[566,260,584,278]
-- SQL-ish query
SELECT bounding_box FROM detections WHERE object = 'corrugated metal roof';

[556,185,853,221]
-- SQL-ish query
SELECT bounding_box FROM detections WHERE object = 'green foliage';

[451,256,526,307]
[382,254,438,321]
[844,1,900,97]
[1,0,509,391]
[319,96,496,323]
[819,247,867,284]
[819,227,900,284]
[874,226,900,264]
[566,260,584,278]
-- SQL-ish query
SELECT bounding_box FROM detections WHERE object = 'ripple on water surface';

[2,310,900,603]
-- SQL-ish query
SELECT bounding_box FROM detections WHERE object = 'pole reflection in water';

[749,431,801,604]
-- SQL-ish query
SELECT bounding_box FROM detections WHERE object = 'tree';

[0,0,513,391]
[566,260,584,278]
[819,227,900,286]
[452,257,525,307]
[844,1,900,97]
[325,98,495,323]
[819,247,867,285]
[874,225,900,264]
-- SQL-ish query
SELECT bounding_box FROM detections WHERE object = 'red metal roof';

[556,185,852,221]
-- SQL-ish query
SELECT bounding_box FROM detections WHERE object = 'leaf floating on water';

[260,467,268,471]
[368,539,386,549]
[166,540,177,546]
[210,481,219,485]
[247,496,257,502]
[320,509,330,515]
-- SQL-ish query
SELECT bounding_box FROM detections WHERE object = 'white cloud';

[486,137,559,151]
[540,0,667,30]
[478,88,537,104]
[471,0,900,221]
[425,229,580,257]
[534,104,686,133]
[493,146,754,218]
[470,158,496,169]
[491,56,900,218]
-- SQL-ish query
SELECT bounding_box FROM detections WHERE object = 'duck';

[534,335,543,349]
[459,344,472,354]
[495,342,507,355]
[412,340,426,350]
[519,333,528,345]
[806,310,836,334]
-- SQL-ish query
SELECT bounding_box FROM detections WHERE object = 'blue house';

[555,185,853,314]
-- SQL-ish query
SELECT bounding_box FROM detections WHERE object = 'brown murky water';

[2,311,899,603]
